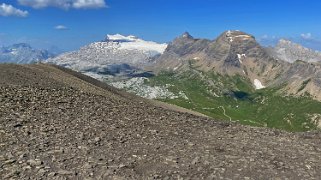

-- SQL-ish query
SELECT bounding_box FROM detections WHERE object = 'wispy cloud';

[0,3,28,17]
[301,33,312,40]
[55,25,68,30]
[18,0,107,9]
[257,34,279,47]
[298,33,321,51]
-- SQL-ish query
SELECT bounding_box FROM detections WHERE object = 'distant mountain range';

[0,43,55,64]
[46,31,321,102]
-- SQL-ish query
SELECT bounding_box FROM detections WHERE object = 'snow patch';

[106,34,167,54]
[254,79,265,90]
[237,54,246,64]
[226,30,232,36]
[234,35,252,39]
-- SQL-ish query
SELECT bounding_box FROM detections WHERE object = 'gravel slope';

[0,64,320,179]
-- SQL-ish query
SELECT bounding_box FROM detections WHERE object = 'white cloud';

[0,3,28,17]
[55,25,68,30]
[73,0,106,9]
[301,33,312,40]
[18,0,106,9]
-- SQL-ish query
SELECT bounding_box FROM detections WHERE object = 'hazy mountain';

[267,39,321,63]
[0,43,54,64]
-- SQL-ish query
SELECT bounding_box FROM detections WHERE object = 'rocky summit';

[0,64,321,179]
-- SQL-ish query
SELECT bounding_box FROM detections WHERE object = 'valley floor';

[117,71,321,132]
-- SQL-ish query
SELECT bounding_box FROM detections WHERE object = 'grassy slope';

[146,70,321,132]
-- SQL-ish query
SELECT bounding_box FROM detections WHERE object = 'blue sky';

[0,0,321,51]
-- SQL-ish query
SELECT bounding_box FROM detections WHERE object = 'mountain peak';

[217,30,255,43]
[224,30,253,37]
[104,34,139,43]
[181,32,193,39]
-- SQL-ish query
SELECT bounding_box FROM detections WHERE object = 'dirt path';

[219,106,232,121]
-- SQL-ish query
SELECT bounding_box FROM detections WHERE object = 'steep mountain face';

[1,64,321,179]
[0,43,54,64]
[47,34,167,78]
[267,39,321,63]
[274,61,321,100]
[152,32,210,71]
[153,31,285,89]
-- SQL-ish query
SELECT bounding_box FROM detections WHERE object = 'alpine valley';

[47,31,321,132]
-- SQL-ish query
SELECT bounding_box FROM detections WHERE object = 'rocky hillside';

[46,34,167,79]
[267,39,321,63]
[0,43,54,64]
[1,64,321,179]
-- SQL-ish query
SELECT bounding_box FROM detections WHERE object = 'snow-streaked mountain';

[268,39,321,63]
[46,34,168,75]
[153,31,282,90]
[0,43,54,64]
